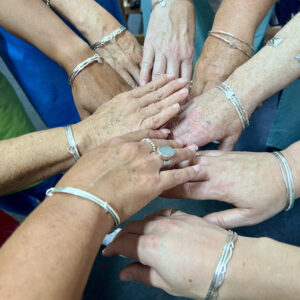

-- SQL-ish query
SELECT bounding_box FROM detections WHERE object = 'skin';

[50,0,143,88]
[172,13,300,150]
[0,0,130,119]
[104,209,300,300]
[164,141,300,228]
[0,76,189,194]
[140,0,195,85]
[0,131,201,300]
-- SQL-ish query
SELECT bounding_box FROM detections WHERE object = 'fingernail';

[120,272,132,281]
[187,144,198,152]
[102,248,108,256]
[179,88,188,94]
[192,164,201,172]
[140,79,146,86]
[178,78,187,83]
[160,128,171,134]
[172,103,180,110]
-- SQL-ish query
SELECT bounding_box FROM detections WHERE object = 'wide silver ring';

[141,138,156,153]
[163,159,171,168]
[157,145,175,160]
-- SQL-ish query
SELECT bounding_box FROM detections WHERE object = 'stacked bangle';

[272,151,295,211]
[217,83,249,129]
[205,230,238,300]
[65,125,80,162]
[46,187,120,232]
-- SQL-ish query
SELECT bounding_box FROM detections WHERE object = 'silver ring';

[163,159,171,168]
[157,145,175,160]
[141,138,156,153]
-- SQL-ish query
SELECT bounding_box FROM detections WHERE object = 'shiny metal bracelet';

[68,53,102,86]
[205,230,238,300]
[217,83,250,129]
[208,33,253,59]
[209,30,255,52]
[90,26,126,50]
[272,151,295,211]
[65,125,80,162]
[42,0,51,7]
[152,0,167,8]
[46,187,120,232]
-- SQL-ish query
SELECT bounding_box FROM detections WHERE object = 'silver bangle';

[205,230,238,300]
[209,30,255,52]
[65,125,80,162]
[272,151,295,211]
[208,33,253,59]
[90,26,126,50]
[46,187,120,231]
[43,0,51,7]
[68,53,102,86]
[217,83,250,129]
[152,0,167,8]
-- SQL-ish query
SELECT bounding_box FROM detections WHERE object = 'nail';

[178,78,187,83]
[160,128,171,134]
[179,88,188,94]
[102,248,108,256]
[140,79,146,86]
[192,164,201,172]
[187,144,198,152]
[172,103,180,110]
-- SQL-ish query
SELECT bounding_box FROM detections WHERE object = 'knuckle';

[149,116,161,128]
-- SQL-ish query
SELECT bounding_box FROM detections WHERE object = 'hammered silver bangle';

[68,53,102,86]
[65,125,80,162]
[209,30,255,52]
[272,151,295,211]
[90,26,126,50]
[205,230,238,300]
[208,33,253,59]
[217,83,250,129]
[46,187,121,232]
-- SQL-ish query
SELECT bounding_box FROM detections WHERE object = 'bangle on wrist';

[152,0,167,8]
[205,230,238,300]
[68,53,102,86]
[65,125,80,162]
[46,187,120,232]
[272,151,295,211]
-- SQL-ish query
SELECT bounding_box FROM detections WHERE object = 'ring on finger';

[163,159,171,168]
[157,145,175,160]
[141,138,156,153]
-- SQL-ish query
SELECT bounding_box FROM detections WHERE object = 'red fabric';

[0,210,19,246]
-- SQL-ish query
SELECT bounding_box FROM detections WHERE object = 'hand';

[57,132,199,222]
[140,0,195,85]
[74,75,189,153]
[171,88,246,150]
[103,209,243,299]
[190,35,250,98]
[71,60,131,119]
[164,150,289,228]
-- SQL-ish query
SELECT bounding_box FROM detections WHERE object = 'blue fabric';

[0,0,124,128]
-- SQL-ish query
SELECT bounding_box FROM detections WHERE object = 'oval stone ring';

[157,145,175,160]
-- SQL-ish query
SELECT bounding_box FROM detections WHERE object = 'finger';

[195,150,224,157]
[123,129,171,142]
[152,54,167,80]
[145,208,186,219]
[175,132,212,147]
[141,138,183,153]
[117,67,137,88]
[204,208,254,229]
[120,263,170,291]
[181,59,193,81]
[160,164,201,191]
[140,44,155,86]
[166,59,180,78]
[127,63,141,86]
[218,136,237,151]
[78,108,92,120]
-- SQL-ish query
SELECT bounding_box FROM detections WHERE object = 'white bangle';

[272,151,295,211]
[90,26,126,50]
[205,230,238,300]
[65,125,80,162]
[68,53,102,86]
[217,83,250,129]
[46,187,120,231]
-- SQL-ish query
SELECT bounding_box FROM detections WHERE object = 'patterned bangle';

[65,125,80,162]
[217,83,250,129]
[272,151,295,211]
[68,53,102,86]
[208,32,253,59]
[90,26,126,50]
[46,187,120,232]
[205,230,238,300]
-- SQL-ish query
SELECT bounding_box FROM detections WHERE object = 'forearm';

[225,13,300,113]
[0,0,93,75]
[50,0,120,45]
[0,192,112,300]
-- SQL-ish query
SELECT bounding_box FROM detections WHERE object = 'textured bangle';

[68,53,102,86]
[272,151,295,211]
[205,230,238,300]
[217,83,249,129]
[208,33,253,59]
[209,30,255,52]
[46,187,120,231]
[90,26,126,50]
[65,125,80,162]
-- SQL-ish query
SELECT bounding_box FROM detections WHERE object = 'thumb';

[204,208,254,229]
